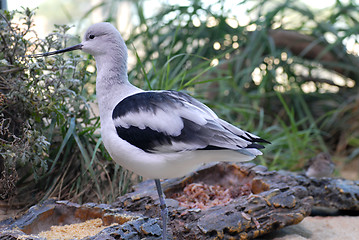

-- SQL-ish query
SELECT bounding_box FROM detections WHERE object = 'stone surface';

[114,163,314,239]
[1,162,359,239]
[0,199,163,240]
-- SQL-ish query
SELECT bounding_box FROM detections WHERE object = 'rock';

[1,162,359,239]
[0,199,163,239]
[114,163,314,239]
[278,171,359,210]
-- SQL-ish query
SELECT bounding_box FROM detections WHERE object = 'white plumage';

[107,89,266,178]
[35,22,269,240]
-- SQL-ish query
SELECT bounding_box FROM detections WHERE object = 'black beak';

[30,43,83,58]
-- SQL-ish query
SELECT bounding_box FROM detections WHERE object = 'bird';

[305,152,335,178]
[32,22,269,240]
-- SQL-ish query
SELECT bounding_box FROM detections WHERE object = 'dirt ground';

[337,157,359,180]
[0,203,20,221]
[260,216,359,240]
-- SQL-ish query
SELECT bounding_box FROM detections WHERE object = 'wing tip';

[237,148,263,157]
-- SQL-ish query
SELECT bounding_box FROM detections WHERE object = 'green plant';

[72,0,358,169]
[2,0,359,206]
[0,8,138,206]
[121,0,359,168]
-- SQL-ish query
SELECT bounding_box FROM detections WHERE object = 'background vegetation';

[1,0,359,208]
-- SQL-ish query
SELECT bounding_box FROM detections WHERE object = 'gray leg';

[155,179,168,240]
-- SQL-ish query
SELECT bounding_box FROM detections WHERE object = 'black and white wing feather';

[112,90,268,154]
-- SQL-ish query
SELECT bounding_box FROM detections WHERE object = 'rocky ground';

[261,160,359,240]
[1,158,358,239]
[2,207,358,239]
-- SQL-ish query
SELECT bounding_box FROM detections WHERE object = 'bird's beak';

[30,43,83,58]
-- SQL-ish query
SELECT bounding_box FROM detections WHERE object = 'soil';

[260,216,359,240]
[0,201,20,221]
[38,218,112,240]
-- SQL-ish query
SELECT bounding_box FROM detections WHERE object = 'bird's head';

[81,22,127,57]
[31,22,127,59]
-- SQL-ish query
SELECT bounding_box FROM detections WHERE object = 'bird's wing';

[112,90,267,154]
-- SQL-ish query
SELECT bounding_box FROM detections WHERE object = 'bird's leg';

[155,179,168,240]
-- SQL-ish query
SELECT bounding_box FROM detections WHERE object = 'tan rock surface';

[260,216,359,240]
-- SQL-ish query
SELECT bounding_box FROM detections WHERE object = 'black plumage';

[112,91,268,154]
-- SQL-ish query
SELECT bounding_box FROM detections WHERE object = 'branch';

[269,29,359,81]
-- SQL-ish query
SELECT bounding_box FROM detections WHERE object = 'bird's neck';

[95,54,127,83]
[95,55,142,121]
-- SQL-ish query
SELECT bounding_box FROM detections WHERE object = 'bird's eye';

[89,34,95,39]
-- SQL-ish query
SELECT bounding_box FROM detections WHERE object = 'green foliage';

[121,0,359,168]
[2,0,359,205]
[0,8,137,204]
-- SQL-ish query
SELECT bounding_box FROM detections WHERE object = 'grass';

[123,0,359,169]
[1,9,140,205]
[1,0,359,206]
